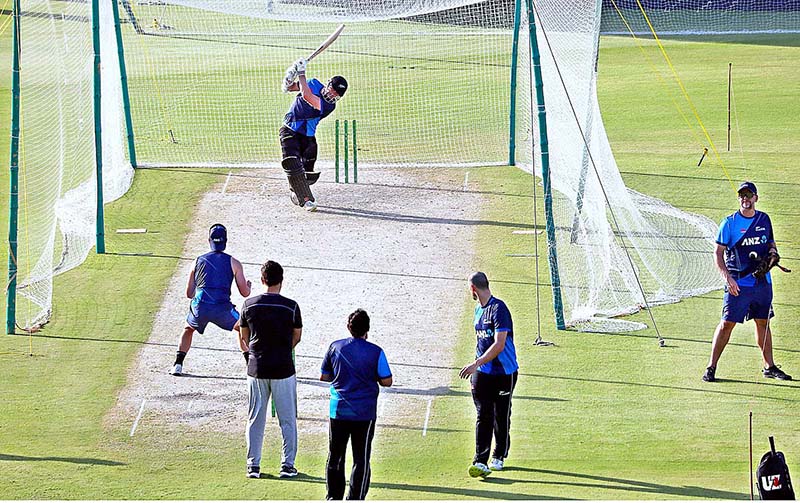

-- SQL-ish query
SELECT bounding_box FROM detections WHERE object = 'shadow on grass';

[0,453,125,466]
[107,252,540,287]
[142,166,533,199]
[279,471,577,500]
[317,205,537,230]
[521,372,800,401]
[505,466,748,499]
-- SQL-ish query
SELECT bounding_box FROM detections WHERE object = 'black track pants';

[326,418,375,500]
[471,371,518,464]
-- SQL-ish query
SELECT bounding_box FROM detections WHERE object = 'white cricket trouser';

[246,374,297,468]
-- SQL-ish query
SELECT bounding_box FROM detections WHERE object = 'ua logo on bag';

[761,474,782,491]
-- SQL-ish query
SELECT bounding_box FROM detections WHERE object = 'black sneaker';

[702,366,716,382]
[247,466,260,479]
[763,365,792,381]
[279,465,298,478]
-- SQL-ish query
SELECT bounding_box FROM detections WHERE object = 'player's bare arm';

[378,376,393,387]
[186,266,196,298]
[231,257,252,296]
[239,325,250,353]
[292,327,302,348]
[715,244,738,296]
[298,73,321,110]
[459,330,508,379]
[320,373,332,382]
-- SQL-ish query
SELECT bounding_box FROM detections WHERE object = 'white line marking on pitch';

[221,171,233,195]
[422,398,433,436]
[463,172,469,192]
[130,399,147,437]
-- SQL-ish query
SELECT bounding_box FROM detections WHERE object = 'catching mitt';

[753,251,781,280]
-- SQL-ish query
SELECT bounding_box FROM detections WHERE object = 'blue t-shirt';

[716,210,775,287]
[283,78,336,137]
[320,337,392,421]
[193,251,234,305]
[475,296,518,375]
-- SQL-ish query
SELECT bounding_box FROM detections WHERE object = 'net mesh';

[515,0,721,331]
[14,0,725,332]
[601,0,800,35]
[15,0,132,329]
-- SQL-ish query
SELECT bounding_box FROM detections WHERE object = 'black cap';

[209,223,227,251]
[329,76,347,97]
[737,181,757,195]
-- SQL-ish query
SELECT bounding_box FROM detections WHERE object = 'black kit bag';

[757,436,795,500]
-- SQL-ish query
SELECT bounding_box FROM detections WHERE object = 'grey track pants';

[246,374,297,469]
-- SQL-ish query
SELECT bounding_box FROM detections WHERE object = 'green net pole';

[527,0,565,330]
[6,0,21,334]
[92,0,105,253]
[111,0,137,168]
[508,0,521,166]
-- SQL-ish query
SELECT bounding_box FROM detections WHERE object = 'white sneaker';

[302,200,317,212]
[169,363,183,376]
[489,458,504,471]
[468,462,491,478]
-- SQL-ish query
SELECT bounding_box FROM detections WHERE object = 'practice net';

[12,0,723,331]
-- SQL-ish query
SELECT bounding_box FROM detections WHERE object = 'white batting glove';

[293,58,307,75]
[282,77,294,93]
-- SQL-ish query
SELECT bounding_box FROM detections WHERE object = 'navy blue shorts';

[722,282,773,323]
[187,301,240,334]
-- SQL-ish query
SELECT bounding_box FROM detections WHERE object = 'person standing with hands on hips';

[280,57,348,211]
[460,272,519,478]
[702,181,791,382]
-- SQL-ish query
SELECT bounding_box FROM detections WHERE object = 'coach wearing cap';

[168,224,251,376]
[702,182,791,382]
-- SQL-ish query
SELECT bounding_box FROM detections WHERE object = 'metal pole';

[92,0,106,253]
[727,62,731,152]
[6,0,22,334]
[508,0,521,166]
[352,120,357,183]
[335,119,339,183]
[344,120,349,184]
[527,0,565,329]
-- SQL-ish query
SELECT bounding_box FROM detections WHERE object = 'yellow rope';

[633,0,736,191]
[0,0,12,37]
[608,0,705,149]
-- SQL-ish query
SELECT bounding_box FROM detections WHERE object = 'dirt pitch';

[111,167,488,436]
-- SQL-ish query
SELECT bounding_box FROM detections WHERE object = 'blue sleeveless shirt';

[193,251,234,304]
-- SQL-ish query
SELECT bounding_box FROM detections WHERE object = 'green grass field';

[0,14,799,500]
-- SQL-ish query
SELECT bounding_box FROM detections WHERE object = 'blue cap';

[209,223,227,251]
[738,181,757,195]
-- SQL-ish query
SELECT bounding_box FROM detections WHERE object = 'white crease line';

[422,397,433,436]
[130,399,147,437]
[221,171,233,195]
[463,171,469,192]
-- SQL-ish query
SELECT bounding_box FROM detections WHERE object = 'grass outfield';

[1,26,799,500]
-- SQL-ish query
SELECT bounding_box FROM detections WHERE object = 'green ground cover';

[0,18,798,499]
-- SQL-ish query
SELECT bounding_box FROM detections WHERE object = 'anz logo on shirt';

[476,329,494,339]
[741,235,767,247]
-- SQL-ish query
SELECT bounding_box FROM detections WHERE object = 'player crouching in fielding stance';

[281,57,348,211]
[460,272,519,478]
[169,224,252,376]
[703,182,791,382]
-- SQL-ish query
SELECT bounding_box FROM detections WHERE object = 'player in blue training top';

[459,272,519,478]
[169,224,252,376]
[320,309,392,500]
[280,57,348,212]
[702,181,791,382]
